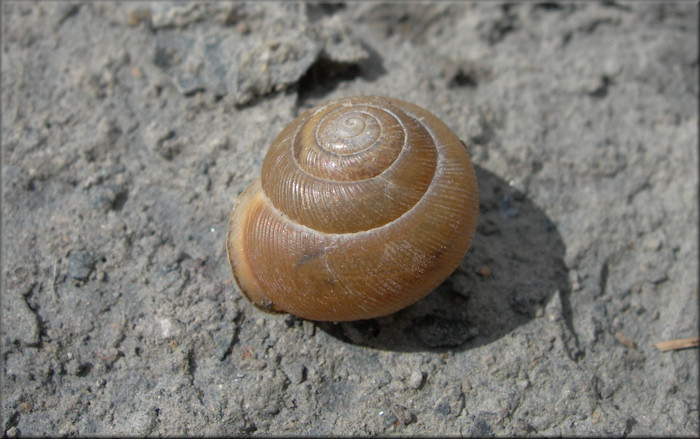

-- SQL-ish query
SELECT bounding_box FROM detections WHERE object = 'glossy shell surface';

[227,96,479,321]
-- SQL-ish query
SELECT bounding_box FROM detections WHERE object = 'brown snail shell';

[226,96,479,322]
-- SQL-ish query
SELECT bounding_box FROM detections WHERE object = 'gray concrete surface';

[1,2,698,436]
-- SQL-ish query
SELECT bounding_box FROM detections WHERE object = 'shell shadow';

[314,165,570,352]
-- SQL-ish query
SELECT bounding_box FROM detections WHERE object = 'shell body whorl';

[227,96,479,322]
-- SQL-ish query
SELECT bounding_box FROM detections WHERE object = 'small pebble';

[509,282,548,316]
[372,369,393,388]
[281,358,306,385]
[434,401,451,416]
[302,320,315,337]
[235,21,250,35]
[394,406,414,425]
[407,370,424,389]
[127,9,151,26]
[471,417,494,437]
[478,266,492,278]
[213,323,236,361]
[517,379,530,390]
[89,183,127,211]
[614,332,636,349]
[131,66,144,78]
[382,412,398,428]
[68,251,95,282]
[253,359,267,370]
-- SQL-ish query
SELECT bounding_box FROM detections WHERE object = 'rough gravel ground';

[1,2,698,436]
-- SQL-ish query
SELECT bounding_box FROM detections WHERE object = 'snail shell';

[226,96,478,321]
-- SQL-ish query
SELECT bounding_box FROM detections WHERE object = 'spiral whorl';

[261,97,438,233]
[298,101,404,180]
